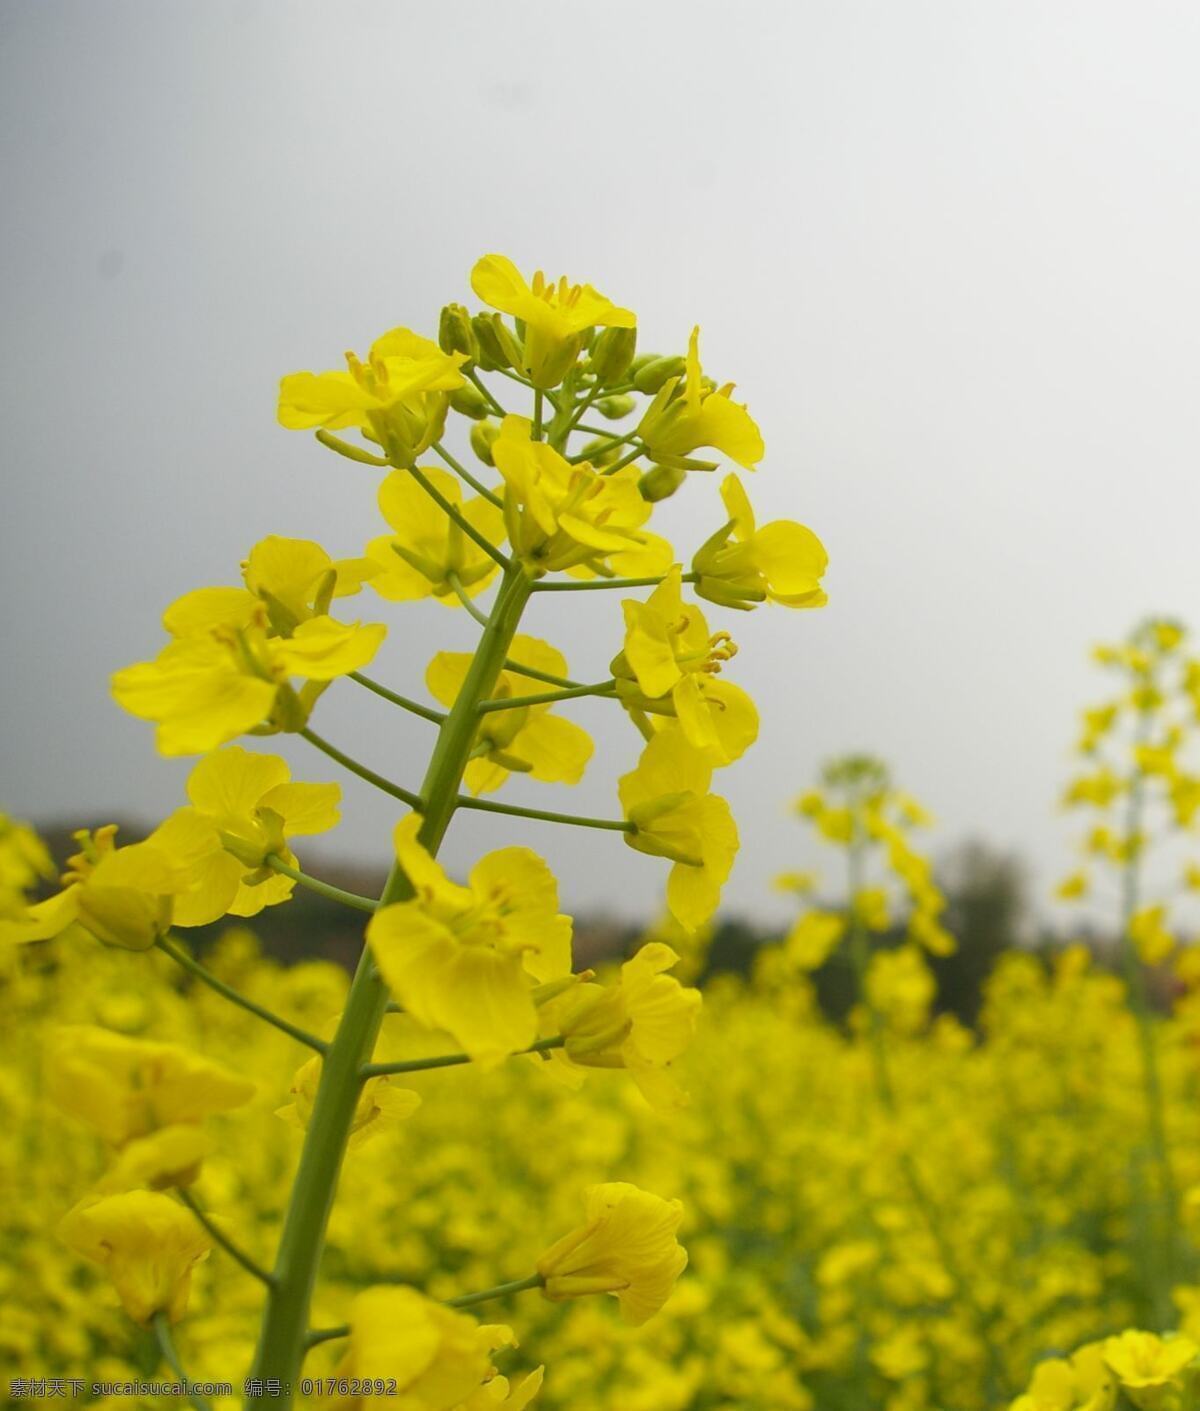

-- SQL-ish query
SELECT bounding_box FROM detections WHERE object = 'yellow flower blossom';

[47,1024,255,1148]
[0,825,185,950]
[278,327,467,466]
[784,912,846,971]
[613,566,758,766]
[471,254,635,389]
[367,816,572,1061]
[537,1182,687,1325]
[618,730,739,933]
[637,327,764,470]
[492,415,656,574]
[93,1126,212,1194]
[692,474,828,611]
[1129,905,1175,965]
[544,942,702,1111]
[1012,1342,1116,1411]
[1103,1330,1198,1391]
[148,746,340,926]
[0,811,54,920]
[277,1055,419,1150]
[58,1190,212,1325]
[112,596,385,755]
[367,466,506,605]
[426,636,593,795]
[866,945,935,1034]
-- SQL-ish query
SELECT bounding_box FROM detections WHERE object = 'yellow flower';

[148,746,340,926]
[93,1126,212,1194]
[692,474,828,611]
[426,636,593,795]
[1013,1342,1116,1411]
[367,816,573,1061]
[1103,1330,1198,1390]
[772,870,818,896]
[47,1024,255,1147]
[491,415,656,573]
[0,811,54,920]
[276,1055,419,1150]
[618,730,739,933]
[0,825,184,950]
[328,1286,494,1409]
[866,945,935,1034]
[853,887,890,933]
[58,1190,212,1326]
[1062,770,1124,808]
[784,912,846,971]
[112,595,385,756]
[545,942,702,1110]
[613,566,759,766]
[367,466,506,605]
[471,254,635,388]
[536,1182,687,1325]
[1056,871,1090,902]
[1129,905,1175,965]
[637,327,764,470]
[279,327,467,466]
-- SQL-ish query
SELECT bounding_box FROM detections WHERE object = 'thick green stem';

[248,565,535,1406]
[1118,715,1179,1328]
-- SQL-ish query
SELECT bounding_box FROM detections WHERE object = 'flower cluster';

[2,254,826,1402]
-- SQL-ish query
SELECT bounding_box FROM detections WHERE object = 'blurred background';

[2,0,1199,959]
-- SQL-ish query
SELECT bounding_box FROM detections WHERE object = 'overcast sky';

[2,1,1199,928]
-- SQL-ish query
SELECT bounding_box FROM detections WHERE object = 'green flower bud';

[438,303,478,360]
[633,355,686,394]
[577,436,621,467]
[449,383,489,421]
[589,326,638,385]
[638,464,687,503]
[472,313,524,372]
[595,394,636,421]
[470,419,500,467]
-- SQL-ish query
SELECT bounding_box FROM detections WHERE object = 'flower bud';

[595,394,636,421]
[470,420,500,467]
[633,355,687,394]
[449,383,489,421]
[589,326,638,384]
[472,313,523,372]
[638,464,687,503]
[438,303,479,360]
[577,436,620,467]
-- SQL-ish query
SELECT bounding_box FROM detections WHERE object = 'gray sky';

[3,0,1199,927]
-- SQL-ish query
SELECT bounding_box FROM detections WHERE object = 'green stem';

[155,938,327,1054]
[299,727,422,810]
[449,571,491,626]
[362,1035,564,1078]
[477,680,616,712]
[532,574,693,593]
[249,564,536,1407]
[568,430,636,465]
[601,442,647,475]
[463,368,507,419]
[532,389,545,441]
[349,671,445,724]
[447,1272,544,1309]
[455,794,633,833]
[432,438,503,506]
[153,1313,212,1411]
[264,856,377,914]
[176,1186,274,1286]
[503,658,585,690]
[1119,710,1179,1327]
[406,464,510,568]
[304,1273,544,1351]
